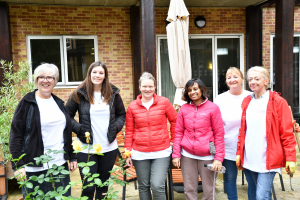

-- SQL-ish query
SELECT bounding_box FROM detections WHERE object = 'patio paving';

[6,149,300,200]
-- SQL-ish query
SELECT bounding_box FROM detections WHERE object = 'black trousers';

[77,148,118,200]
[22,162,71,199]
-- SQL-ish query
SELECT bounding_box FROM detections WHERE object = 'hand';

[70,161,77,172]
[292,120,300,132]
[172,158,180,168]
[14,168,26,181]
[126,157,133,167]
[236,155,244,170]
[286,161,297,176]
[170,142,174,148]
[212,160,222,171]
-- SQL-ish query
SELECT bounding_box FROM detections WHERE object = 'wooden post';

[0,2,12,87]
[274,0,294,106]
[140,0,156,78]
[130,6,141,99]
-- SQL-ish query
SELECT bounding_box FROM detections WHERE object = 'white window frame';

[26,35,98,87]
[157,34,244,101]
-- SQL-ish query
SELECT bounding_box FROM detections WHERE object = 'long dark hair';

[182,78,208,103]
[72,61,112,104]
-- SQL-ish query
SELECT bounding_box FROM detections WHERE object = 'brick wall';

[9,4,133,107]
[155,7,247,72]
[262,7,300,72]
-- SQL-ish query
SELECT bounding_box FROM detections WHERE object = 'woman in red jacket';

[125,72,177,200]
[236,66,297,200]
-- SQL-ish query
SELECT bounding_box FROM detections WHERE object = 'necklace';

[97,93,103,105]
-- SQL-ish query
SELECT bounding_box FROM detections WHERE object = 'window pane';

[66,39,95,82]
[217,38,240,95]
[190,39,213,101]
[30,39,62,81]
[160,39,176,103]
[273,37,299,113]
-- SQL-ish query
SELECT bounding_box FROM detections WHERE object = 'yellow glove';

[286,161,297,176]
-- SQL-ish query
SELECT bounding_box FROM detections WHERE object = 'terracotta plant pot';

[0,155,7,196]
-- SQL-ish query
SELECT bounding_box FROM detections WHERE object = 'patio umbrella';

[166,0,191,110]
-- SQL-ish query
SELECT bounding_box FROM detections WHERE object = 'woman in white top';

[125,72,177,200]
[236,66,297,200]
[214,67,251,200]
[66,61,126,200]
[10,63,77,199]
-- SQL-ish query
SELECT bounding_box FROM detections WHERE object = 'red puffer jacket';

[125,93,177,152]
[172,99,225,162]
[236,91,297,170]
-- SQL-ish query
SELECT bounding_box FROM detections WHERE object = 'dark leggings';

[77,148,118,200]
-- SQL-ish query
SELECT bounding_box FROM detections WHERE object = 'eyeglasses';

[38,76,55,81]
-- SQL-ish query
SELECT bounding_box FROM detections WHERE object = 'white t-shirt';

[26,95,66,172]
[79,92,118,154]
[181,149,214,160]
[243,91,281,174]
[214,90,252,161]
[131,98,172,160]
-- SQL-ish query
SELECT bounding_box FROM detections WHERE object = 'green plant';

[12,137,129,200]
[0,60,35,163]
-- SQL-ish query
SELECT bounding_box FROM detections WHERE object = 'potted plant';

[0,60,35,198]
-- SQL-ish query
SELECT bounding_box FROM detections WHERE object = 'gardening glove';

[286,161,297,176]
[292,120,300,132]
[236,155,244,170]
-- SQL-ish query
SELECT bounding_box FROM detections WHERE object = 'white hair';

[247,66,270,89]
[34,63,59,86]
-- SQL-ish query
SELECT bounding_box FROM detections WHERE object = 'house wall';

[262,6,300,72]
[9,5,247,109]
[9,4,133,107]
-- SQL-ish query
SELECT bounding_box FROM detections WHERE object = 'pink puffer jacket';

[172,99,225,162]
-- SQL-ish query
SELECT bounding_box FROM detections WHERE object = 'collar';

[250,90,269,99]
[190,97,208,107]
[136,93,158,106]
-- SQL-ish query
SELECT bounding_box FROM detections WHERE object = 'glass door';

[157,34,244,103]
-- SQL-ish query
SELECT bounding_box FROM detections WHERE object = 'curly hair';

[182,78,208,103]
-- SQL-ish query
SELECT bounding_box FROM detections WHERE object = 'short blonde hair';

[139,72,156,86]
[247,66,270,89]
[34,63,59,86]
[226,67,244,80]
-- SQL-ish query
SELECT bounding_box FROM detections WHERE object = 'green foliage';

[12,147,129,200]
[0,59,35,163]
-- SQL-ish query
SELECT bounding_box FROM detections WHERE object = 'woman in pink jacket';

[172,78,225,200]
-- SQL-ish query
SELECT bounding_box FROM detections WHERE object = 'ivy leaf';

[92,174,99,178]
[60,170,70,175]
[77,162,86,168]
[86,161,96,166]
[94,178,102,186]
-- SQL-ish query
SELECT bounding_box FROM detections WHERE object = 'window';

[27,35,98,86]
[157,34,244,103]
[270,34,299,113]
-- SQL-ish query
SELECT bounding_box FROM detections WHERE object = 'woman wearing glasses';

[125,72,177,200]
[9,63,77,199]
[66,61,126,200]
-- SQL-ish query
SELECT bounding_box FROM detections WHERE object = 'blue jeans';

[243,169,276,200]
[223,159,238,200]
[22,162,71,199]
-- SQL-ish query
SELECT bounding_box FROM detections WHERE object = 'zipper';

[193,106,197,155]
[107,93,116,142]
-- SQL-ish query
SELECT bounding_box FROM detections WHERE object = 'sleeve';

[9,99,28,169]
[211,105,225,162]
[113,94,126,133]
[165,98,177,143]
[172,108,184,159]
[65,93,82,136]
[124,106,134,151]
[278,98,297,162]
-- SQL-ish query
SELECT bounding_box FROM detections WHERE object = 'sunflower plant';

[12,132,129,200]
